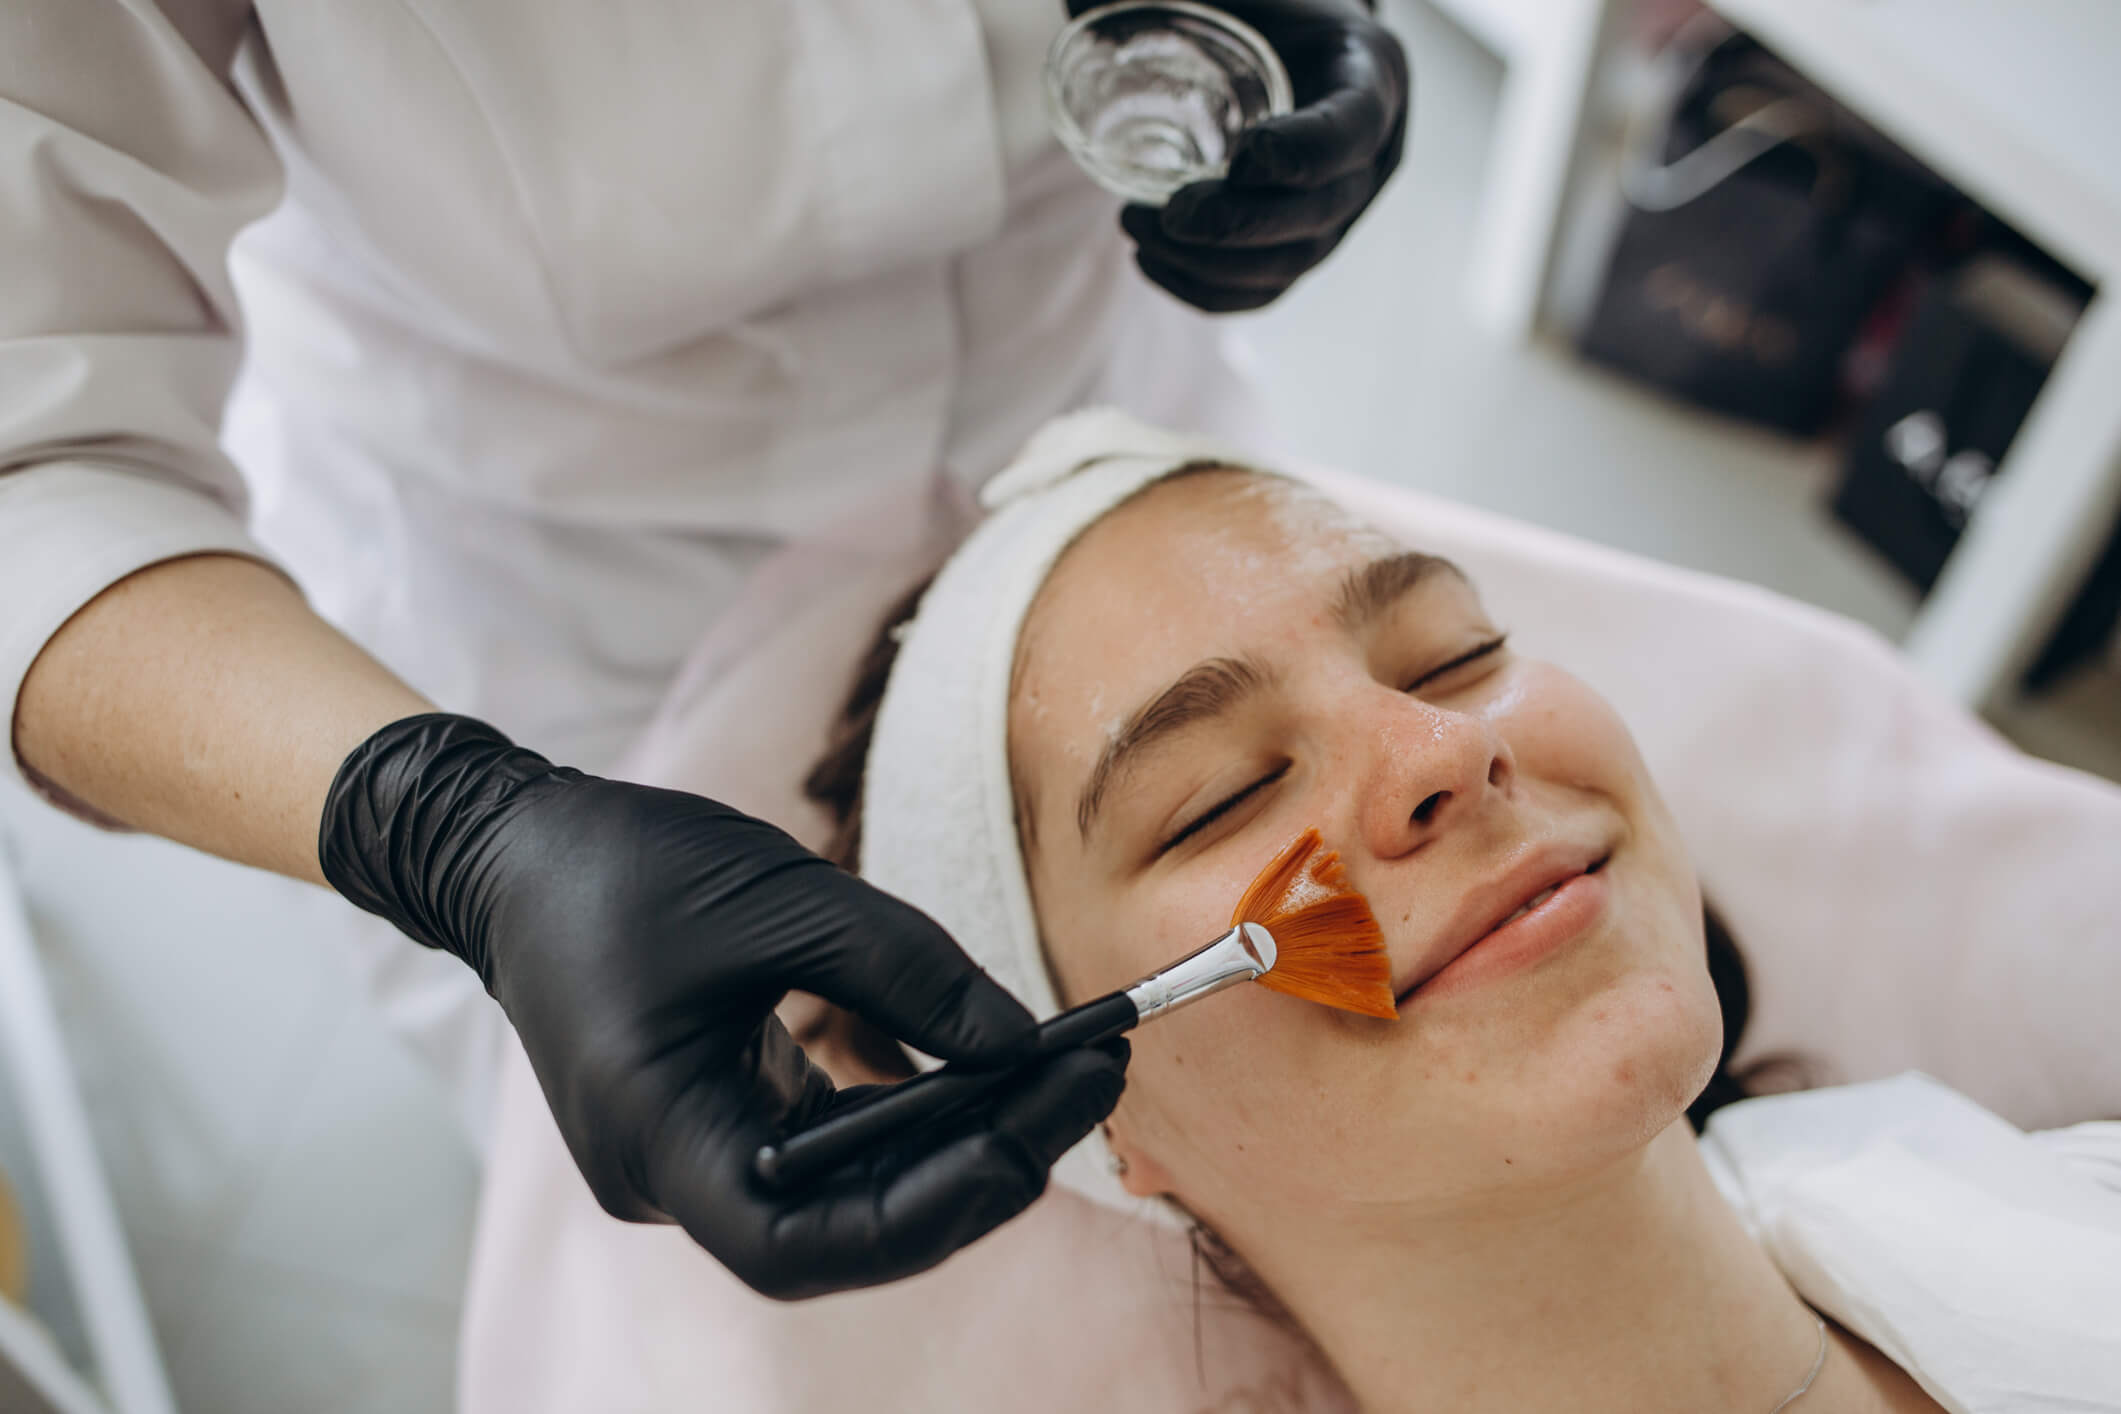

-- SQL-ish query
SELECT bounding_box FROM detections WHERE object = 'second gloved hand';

[319,713,1127,1300]
[1092,0,1410,312]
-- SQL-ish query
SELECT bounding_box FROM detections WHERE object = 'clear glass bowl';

[1044,0,1295,208]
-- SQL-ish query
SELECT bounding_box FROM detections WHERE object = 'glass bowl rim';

[1042,0,1297,174]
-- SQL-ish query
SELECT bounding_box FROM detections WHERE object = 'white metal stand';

[0,856,178,1414]
[1439,0,1620,340]
[1445,0,2121,709]
[1902,293,2121,705]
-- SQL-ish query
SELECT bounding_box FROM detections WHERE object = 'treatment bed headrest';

[459,412,2121,1414]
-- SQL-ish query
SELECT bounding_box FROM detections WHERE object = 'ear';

[1103,1123,1178,1199]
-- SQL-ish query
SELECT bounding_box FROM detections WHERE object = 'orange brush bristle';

[1232,828,1398,1020]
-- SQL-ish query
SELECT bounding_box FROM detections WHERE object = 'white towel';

[860,407,1263,1218]
[1704,1072,2121,1412]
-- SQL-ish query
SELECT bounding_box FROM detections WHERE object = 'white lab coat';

[0,0,1261,1128]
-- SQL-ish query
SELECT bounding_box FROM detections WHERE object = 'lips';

[1394,845,1611,1002]
[1496,881,1564,928]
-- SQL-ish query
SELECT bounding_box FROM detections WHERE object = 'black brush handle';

[752,990,1140,1192]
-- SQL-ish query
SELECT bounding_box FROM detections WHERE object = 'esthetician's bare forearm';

[12,554,434,885]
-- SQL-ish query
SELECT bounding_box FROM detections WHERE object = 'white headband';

[860,407,1266,1219]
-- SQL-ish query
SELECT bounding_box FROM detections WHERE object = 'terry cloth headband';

[859,406,1274,1221]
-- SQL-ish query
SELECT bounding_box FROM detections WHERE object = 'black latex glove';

[319,713,1127,1300]
[1085,0,1410,312]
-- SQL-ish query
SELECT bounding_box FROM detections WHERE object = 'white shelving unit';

[1429,0,1626,340]
[1442,0,2121,712]
[1713,0,2121,711]
[0,855,177,1414]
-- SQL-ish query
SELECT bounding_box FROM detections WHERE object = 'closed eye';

[1154,636,1505,856]
[1407,634,1509,692]
[1158,762,1290,855]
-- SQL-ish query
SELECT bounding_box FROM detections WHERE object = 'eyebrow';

[1076,654,1276,839]
[1333,550,1464,634]
[1066,551,1466,842]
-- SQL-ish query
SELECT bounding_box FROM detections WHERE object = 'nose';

[1354,687,1516,859]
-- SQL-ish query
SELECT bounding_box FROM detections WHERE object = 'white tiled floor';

[1,2,2113,1411]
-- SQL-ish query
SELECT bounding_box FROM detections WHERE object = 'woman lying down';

[783,412,2121,1414]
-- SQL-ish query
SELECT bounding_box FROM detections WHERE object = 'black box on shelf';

[1576,29,1951,435]
[1830,255,2119,690]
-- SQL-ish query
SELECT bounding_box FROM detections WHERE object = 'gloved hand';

[1084,0,1410,312]
[319,713,1127,1300]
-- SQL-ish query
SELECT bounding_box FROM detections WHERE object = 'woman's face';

[1009,470,1722,1235]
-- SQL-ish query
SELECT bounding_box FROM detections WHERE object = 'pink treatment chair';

[456,460,2121,1414]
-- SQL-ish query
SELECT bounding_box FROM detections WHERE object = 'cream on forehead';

[1011,469,1413,818]
[1192,471,1407,585]
[1230,469,1396,539]
[1046,469,1408,633]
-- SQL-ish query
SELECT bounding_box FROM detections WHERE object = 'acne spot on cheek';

[1461,1069,1477,1084]
[1613,1059,1637,1087]
[1592,1008,1610,1022]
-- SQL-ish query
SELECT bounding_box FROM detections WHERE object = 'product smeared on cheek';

[1236,829,1399,1020]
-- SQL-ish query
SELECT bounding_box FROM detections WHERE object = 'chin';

[1505,967,1726,1178]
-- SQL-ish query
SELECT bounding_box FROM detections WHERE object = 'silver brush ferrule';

[1122,922,1278,1023]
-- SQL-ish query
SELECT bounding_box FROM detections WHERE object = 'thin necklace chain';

[1766,1316,1830,1413]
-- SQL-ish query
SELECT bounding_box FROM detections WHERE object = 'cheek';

[1046,859,1376,1206]
[1035,854,1257,1007]
[1485,663,1695,914]
[1492,670,1714,1012]
[1112,987,1358,1201]
[1484,662,1655,796]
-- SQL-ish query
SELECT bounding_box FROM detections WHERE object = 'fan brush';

[753,827,1395,1190]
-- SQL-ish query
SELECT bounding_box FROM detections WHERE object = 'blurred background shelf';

[1425,0,2121,719]
[1714,0,2120,284]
